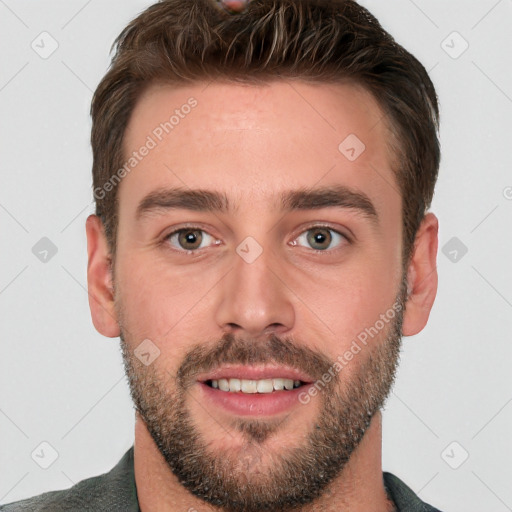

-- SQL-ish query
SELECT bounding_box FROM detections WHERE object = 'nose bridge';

[214,239,295,336]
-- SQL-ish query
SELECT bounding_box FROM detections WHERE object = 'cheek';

[295,244,402,354]
[114,251,221,345]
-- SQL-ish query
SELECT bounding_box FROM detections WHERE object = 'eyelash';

[162,224,350,254]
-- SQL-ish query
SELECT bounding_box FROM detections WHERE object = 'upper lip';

[196,365,315,383]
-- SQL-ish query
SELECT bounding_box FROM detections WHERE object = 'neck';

[134,410,395,512]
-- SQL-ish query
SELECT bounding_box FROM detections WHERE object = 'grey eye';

[168,229,215,251]
[295,227,345,251]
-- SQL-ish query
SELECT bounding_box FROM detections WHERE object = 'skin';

[86,80,438,511]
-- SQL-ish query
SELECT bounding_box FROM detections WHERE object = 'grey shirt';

[1,447,443,511]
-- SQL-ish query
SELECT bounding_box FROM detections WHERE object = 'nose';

[214,245,296,338]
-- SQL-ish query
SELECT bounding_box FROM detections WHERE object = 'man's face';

[113,81,405,509]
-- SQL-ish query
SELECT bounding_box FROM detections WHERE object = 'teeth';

[273,378,285,391]
[229,378,241,392]
[218,378,229,391]
[209,378,302,393]
[241,380,258,393]
[256,379,273,393]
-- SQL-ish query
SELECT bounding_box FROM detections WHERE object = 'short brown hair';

[91,0,440,261]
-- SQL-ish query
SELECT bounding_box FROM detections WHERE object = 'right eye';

[165,228,219,252]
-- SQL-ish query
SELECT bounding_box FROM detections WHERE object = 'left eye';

[166,228,217,251]
[294,227,346,251]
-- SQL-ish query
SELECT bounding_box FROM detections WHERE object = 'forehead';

[120,80,398,216]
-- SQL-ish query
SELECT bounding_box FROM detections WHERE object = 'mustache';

[177,332,335,388]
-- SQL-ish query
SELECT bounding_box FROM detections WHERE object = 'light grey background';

[1,1,511,510]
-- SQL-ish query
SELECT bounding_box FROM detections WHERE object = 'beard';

[119,288,405,512]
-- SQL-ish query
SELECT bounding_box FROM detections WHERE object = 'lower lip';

[198,382,312,416]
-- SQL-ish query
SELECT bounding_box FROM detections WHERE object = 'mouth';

[206,377,304,393]
[196,366,315,416]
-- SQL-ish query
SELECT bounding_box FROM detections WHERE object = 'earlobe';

[402,213,439,337]
[85,215,121,338]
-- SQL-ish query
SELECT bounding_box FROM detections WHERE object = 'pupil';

[308,228,331,250]
[180,230,202,249]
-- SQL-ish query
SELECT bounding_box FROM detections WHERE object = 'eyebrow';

[136,185,378,222]
[281,185,377,221]
[136,188,229,219]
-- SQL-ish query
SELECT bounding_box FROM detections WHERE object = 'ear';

[85,215,120,338]
[402,213,438,336]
